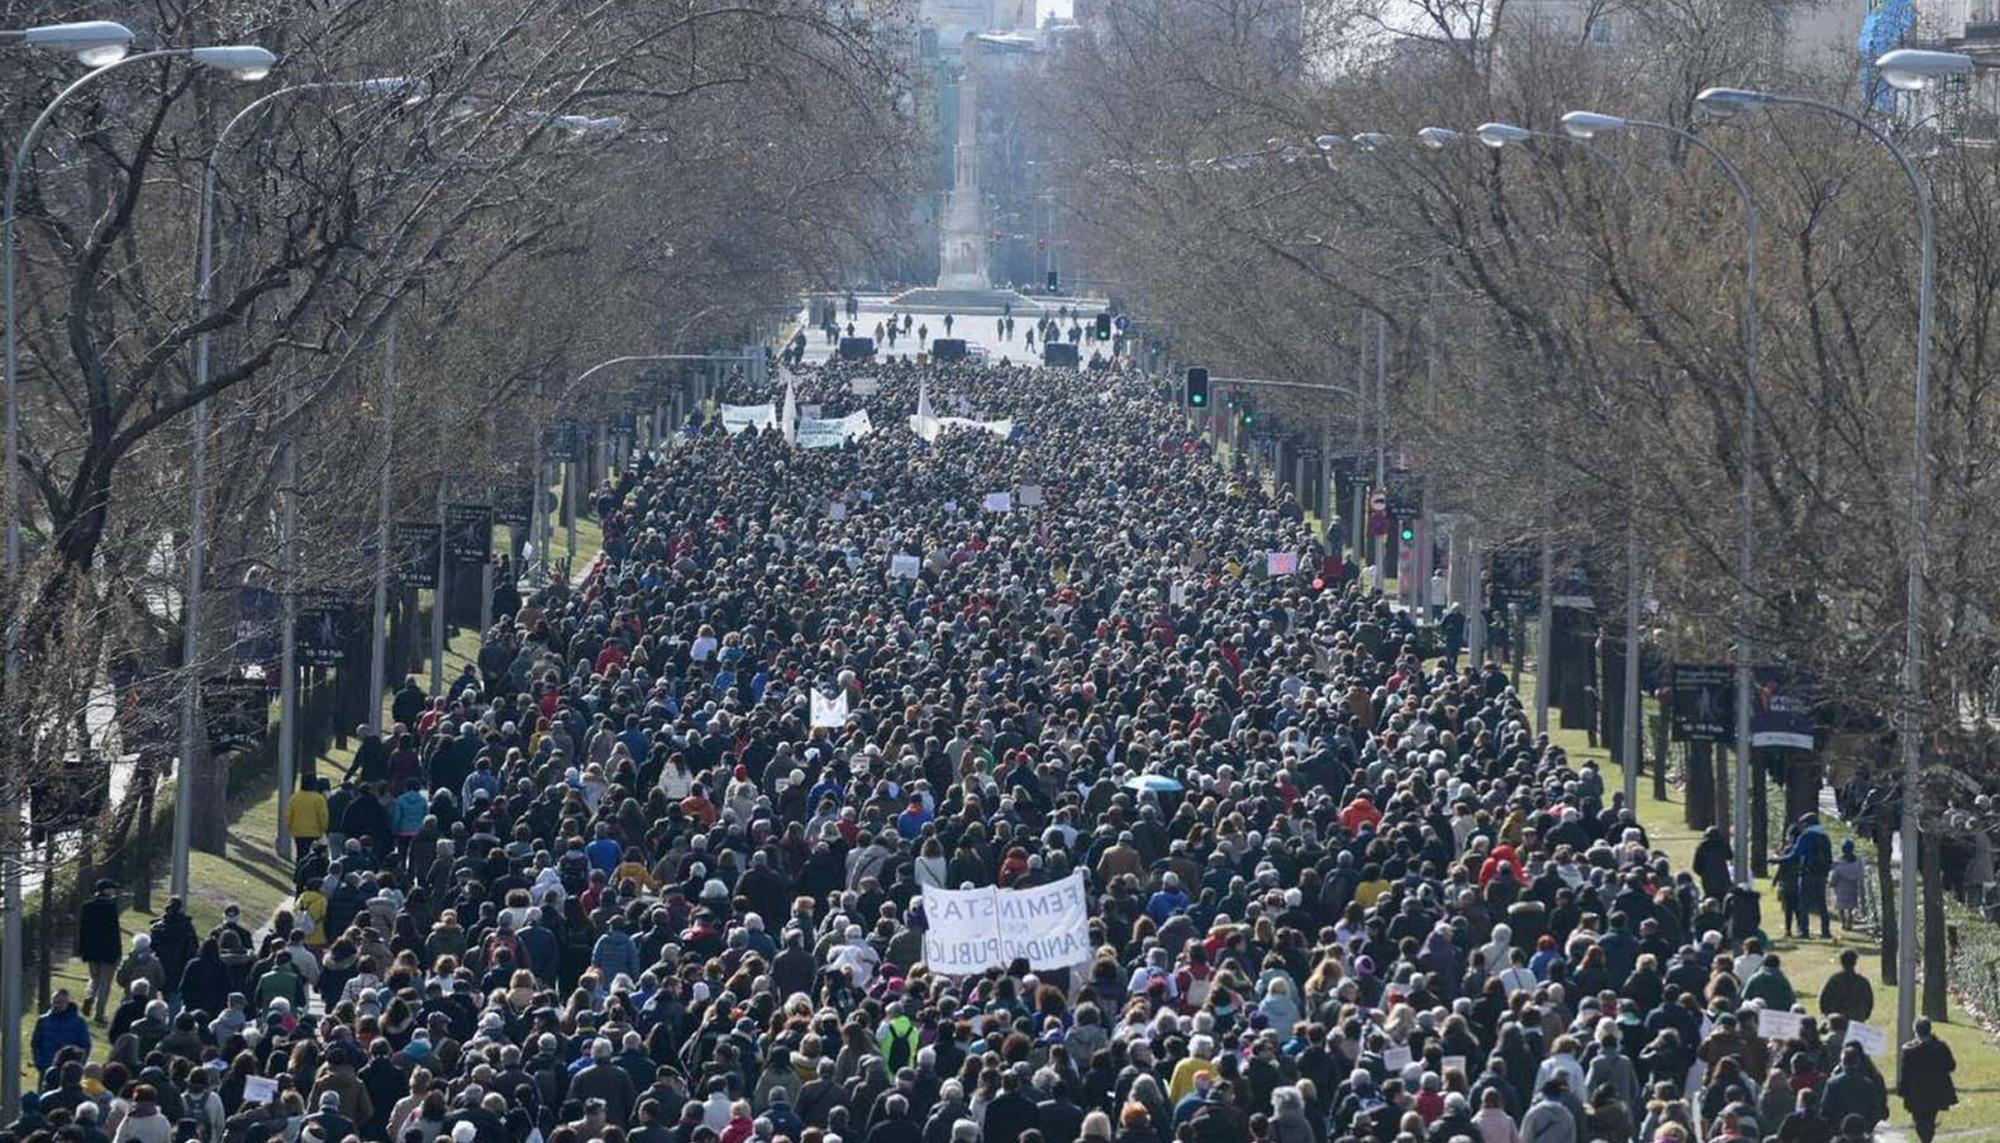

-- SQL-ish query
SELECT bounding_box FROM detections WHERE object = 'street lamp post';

[2,41,274,1109]
[1560,108,1761,864]
[1698,70,1937,1068]
[0,19,136,1115]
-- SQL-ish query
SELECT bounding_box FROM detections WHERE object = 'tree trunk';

[1752,759,1769,879]
[1687,739,1716,829]
[1784,757,1822,833]
[132,759,156,914]
[192,729,228,856]
[1923,828,1949,1020]
[37,831,56,1009]
[1652,695,1670,802]
[1877,819,1898,983]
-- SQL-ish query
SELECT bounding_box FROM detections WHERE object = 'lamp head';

[358,76,429,98]
[1474,122,1531,149]
[1313,134,1345,152]
[190,45,277,81]
[1351,132,1391,151]
[553,114,627,136]
[1417,127,1460,149]
[1559,111,1627,140]
[22,20,133,65]
[1694,87,1774,116]
[1876,49,1975,91]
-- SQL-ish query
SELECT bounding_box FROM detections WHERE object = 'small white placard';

[983,492,1013,513]
[1759,1010,1803,1041]
[1845,1022,1888,1056]
[1382,1045,1413,1071]
[243,1076,279,1105]
[1018,484,1045,507]
[890,554,921,580]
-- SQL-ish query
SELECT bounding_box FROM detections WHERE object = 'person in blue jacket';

[31,989,89,1079]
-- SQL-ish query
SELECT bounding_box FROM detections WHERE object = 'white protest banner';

[720,403,776,435]
[890,554,921,580]
[983,491,1013,513]
[940,416,1013,438]
[1441,1056,1467,1077]
[1845,1022,1888,1056]
[922,871,1092,973]
[1382,1045,1413,1072]
[829,502,848,520]
[849,377,880,396]
[1018,484,1045,507]
[798,418,850,449]
[921,884,1001,974]
[802,410,877,449]
[800,403,823,420]
[1759,1010,1803,1042]
[1267,551,1300,577]
[995,872,1093,968]
[811,690,849,728]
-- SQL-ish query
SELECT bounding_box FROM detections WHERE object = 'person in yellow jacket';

[286,776,329,861]
[293,880,329,950]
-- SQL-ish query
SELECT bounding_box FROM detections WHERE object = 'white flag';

[781,376,799,444]
[811,690,849,728]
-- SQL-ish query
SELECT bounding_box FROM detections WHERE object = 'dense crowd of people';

[20,345,1961,1143]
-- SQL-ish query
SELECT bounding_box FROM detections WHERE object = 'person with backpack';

[877,999,921,1072]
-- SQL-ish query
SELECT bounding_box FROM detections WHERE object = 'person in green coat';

[1744,952,1797,1010]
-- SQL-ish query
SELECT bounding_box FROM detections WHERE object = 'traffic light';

[1046,270,1059,293]
[1240,404,1256,428]
[1399,521,1416,544]
[1185,367,1209,408]
[1094,313,1112,340]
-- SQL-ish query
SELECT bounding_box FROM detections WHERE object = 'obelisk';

[936,54,990,291]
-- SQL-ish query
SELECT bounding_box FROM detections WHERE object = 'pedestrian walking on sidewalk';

[1897,1018,1957,1143]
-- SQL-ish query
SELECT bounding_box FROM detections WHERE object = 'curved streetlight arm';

[6,50,196,571]
[564,352,760,401]
[201,82,377,308]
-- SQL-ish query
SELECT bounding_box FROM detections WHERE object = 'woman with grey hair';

[1269,1086,1316,1143]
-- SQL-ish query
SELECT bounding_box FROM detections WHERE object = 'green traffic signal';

[1399,523,1416,543]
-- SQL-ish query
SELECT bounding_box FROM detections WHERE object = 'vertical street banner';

[1670,663,1733,742]
[202,678,270,752]
[446,504,494,564]
[493,486,534,529]
[295,594,349,666]
[231,586,280,670]
[1487,546,1540,606]
[920,871,1092,974]
[1752,665,1816,751]
[395,521,442,589]
[545,419,578,461]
